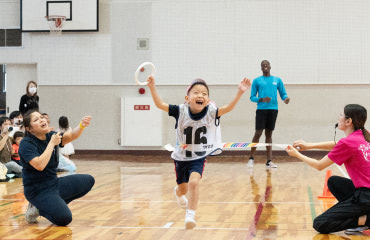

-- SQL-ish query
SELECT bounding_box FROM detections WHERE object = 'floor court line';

[0,198,320,204]
[95,225,250,231]
[307,186,317,222]
[0,224,249,231]
[162,222,174,228]
[74,199,318,204]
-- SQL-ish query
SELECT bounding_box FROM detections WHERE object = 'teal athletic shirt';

[250,75,288,110]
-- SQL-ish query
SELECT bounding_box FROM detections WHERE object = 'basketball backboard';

[21,0,99,32]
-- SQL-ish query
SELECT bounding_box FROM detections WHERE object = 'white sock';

[186,209,196,218]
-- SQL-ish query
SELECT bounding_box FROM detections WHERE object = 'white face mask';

[14,118,23,125]
[29,87,37,94]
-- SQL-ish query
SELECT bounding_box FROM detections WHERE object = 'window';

[0,29,22,47]
[0,30,5,46]
[1,65,6,93]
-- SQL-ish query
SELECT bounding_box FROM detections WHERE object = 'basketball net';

[45,15,66,35]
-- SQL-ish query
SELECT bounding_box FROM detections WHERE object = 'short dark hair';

[13,131,24,141]
[0,116,10,127]
[59,116,69,129]
[9,111,21,120]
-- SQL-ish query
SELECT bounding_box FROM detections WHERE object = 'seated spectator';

[42,113,76,172]
[9,111,24,137]
[57,116,75,159]
[0,162,9,182]
[11,131,24,166]
[0,117,22,178]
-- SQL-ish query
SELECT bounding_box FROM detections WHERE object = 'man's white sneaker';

[185,215,196,229]
[266,161,278,168]
[247,159,254,168]
[25,203,39,223]
[174,186,188,209]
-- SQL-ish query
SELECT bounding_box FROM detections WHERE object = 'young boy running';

[147,75,251,229]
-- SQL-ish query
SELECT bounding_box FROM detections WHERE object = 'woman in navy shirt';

[19,110,95,226]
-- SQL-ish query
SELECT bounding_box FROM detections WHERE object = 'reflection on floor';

[0,154,369,239]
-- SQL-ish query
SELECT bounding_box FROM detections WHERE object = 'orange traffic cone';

[319,198,336,211]
[318,170,336,199]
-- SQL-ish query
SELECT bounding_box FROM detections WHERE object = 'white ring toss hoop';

[135,62,156,86]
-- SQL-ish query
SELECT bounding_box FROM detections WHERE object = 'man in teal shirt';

[248,60,290,168]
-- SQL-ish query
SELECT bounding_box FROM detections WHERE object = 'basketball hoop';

[45,15,66,35]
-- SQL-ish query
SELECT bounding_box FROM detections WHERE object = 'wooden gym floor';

[0,153,369,240]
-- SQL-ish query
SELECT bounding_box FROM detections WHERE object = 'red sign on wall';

[134,105,150,110]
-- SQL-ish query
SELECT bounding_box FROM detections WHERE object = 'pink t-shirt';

[328,130,370,188]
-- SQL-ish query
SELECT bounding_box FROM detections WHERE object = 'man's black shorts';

[255,110,278,130]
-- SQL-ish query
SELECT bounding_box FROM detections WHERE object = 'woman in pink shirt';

[286,104,370,234]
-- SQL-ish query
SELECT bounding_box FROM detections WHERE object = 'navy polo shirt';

[19,131,59,186]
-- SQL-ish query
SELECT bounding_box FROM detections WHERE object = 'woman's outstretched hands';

[80,116,92,128]
[292,140,308,151]
[286,140,308,157]
[286,145,300,157]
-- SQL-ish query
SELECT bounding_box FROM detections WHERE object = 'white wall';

[38,84,368,150]
[112,0,370,85]
[0,0,369,151]
[0,0,20,28]
[0,0,111,85]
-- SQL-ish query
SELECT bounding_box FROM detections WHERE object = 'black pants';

[313,176,370,233]
[25,174,95,226]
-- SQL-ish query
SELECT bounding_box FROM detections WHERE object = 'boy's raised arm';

[147,75,169,112]
[217,78,251,117]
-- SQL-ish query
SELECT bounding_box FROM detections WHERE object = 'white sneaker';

[185,215,197,229]
[174,186,188,209]
[266,161,278,168]
[25,203,39,223]
[247,159,254,168]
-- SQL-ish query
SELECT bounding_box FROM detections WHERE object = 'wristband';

[79,122,85,129]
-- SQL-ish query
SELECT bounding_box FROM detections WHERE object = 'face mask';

[14,118,23,125]
[29,87,37,94]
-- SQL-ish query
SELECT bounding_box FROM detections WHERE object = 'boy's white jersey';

[171,103,222,161]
